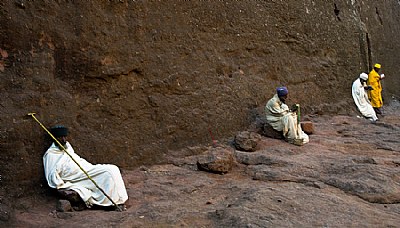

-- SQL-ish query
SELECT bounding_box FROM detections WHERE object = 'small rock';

[301,121,314,135]
[233,131,261,152]
[57,189,81,204]
[56,200,73,212]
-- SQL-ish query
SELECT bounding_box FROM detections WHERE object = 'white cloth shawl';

[43,142,128,206]
[265,94,309,145]
[352,78,378,121]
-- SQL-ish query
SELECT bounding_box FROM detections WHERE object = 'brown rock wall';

[0,1,399,197]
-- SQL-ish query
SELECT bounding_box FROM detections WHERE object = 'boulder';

[57,189,86,211]
[301,121,315,135]
[262,123,284,139]
[233,131,262,152]
[197,147,235,174]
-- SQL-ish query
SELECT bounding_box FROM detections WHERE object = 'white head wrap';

[359,73,368,80]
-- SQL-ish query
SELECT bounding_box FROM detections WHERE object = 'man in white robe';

[352,73,378,122]
[43,125,128,209]
[265,87,309,145]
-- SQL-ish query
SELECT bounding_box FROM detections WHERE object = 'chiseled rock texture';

[5,110,400,227]
[0,0,399,212]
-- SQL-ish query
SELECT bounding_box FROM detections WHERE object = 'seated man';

[43,125,128,210]
[265,86,309,145]
[352,72,378,122]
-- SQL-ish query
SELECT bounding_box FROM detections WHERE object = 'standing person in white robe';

[43,125,128,209]
[265,86,309,145]
[352,72,378,122]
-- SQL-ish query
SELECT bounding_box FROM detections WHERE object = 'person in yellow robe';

[367,63,385,114]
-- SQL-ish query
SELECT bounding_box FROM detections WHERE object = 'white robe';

[265,94,309,145]
[43,142,128,207]
[352,78,378,121]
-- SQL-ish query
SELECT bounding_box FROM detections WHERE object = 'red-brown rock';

[301,121,315,135]
[197,147,235,174]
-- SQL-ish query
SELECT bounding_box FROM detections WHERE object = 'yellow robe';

[367,69,383,108]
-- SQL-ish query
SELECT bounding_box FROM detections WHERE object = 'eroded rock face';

[0,1,399,203]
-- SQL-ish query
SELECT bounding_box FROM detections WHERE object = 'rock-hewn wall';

[0,1,399,196]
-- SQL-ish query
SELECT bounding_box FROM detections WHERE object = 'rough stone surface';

[56,200,72,213]
[57,190,81,205]
[196,146,235,174]
[0,204,11,222]
[233,131,261,152]
[0,1,400,227]
[262,123,284,139]
[2,104,400,227]
[1,2,400,200]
